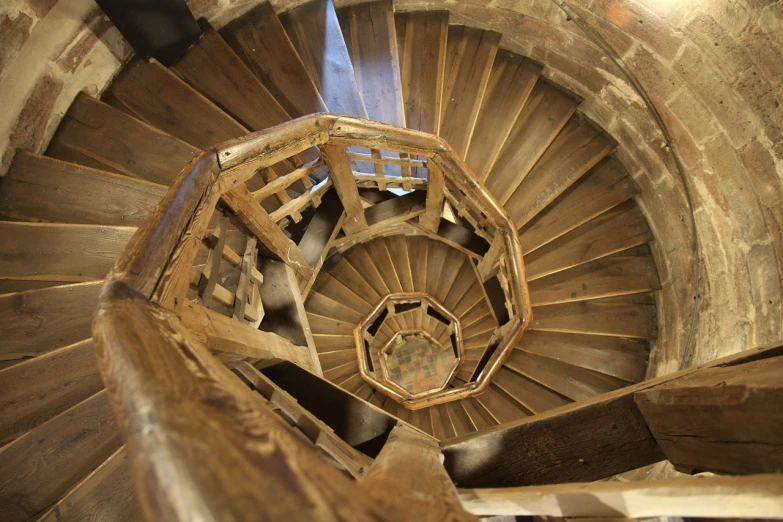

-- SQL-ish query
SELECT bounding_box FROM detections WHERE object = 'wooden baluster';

[360,423,478,522]
[398,152,413,191]
[320,144,369,234]
[420,162,444,233]
[198,213,229,308]
[370,148,388,191]
[259,166,303,222]
[233,236,264,328]
[477,234,503,281]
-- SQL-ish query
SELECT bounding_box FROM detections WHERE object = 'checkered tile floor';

[384,335,456,394]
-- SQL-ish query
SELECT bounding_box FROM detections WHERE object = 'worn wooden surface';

[360,424,478,521]
[0,282,102,359]
[222,1,328,117]
[0,339,102,445]
[320,143,369,234]
[635,356,783,475]
[492,366,571,414]
[458,475,783,518]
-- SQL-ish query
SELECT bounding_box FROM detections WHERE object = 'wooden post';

[320,143,369,234]
[420,163,444,233]
[635,355,783,475]
[360,423,478,522]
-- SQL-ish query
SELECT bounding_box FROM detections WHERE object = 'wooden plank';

[484,81,578,203]
[442,259,479,310]
[298,190,344,267]
[47,93,198,185]
[0,222,134,283]
[524,200,654,281]
[407,236,429,292]
[466,52,541,180]
[458,475,783,518]
[445,401,475,437]
[360,424,477,522]
[0,282,103,360]
[221,1,328,117]
[340,0,405,127]
[506,116,617,227]
[396,10,448,134]
[385,235,415,293]
[443,343,783,488]
[460,397,498,431]
[0,339,102,445]
[221,184,312,283]
[326,257,382,307]
[531,293,658,340]
[364,190,427,228]
[343,243,392,296]
[35,447,143,522]
[420,163,445,232]
[320,144,369,234]
[519,156,639,254]
[172,19,291,131]
[635,356,783,475]
[364,238,404,294]
[0,391,121,522]
[439,26,500,157]
[105,58,247,149]
[493,367,572,414]
[433,251,469,302]
[180,300,317,372]
[528,245,660,306]
[435,219,489,257]
[281,0,367,118]
[0,152,166,226]
[519,330,649,383]
[311,273,373,316]
[474,384,530,425]
[306,291,364,323]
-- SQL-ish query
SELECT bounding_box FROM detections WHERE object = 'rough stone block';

[0,12,34,81]
[626,44,680,102]
[683,12,753,84]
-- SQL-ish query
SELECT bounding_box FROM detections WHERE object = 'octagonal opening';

[381,330,459,396]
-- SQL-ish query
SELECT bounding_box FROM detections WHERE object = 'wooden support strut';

[320,143,369,234]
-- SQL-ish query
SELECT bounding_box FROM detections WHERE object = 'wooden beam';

[635,355,783,475]
[360,424,478,522]
[320,143,368,234]
[179,300,316,373]
[420,163,445,232]
[458,474,783,518]
[442,342,783,487]
[221,184,312,284]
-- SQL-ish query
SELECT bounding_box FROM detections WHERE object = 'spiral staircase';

[0,1,780,520]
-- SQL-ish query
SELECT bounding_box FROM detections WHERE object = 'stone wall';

[0,0,780,376]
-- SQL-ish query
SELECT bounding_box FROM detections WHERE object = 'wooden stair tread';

[281,0,367,118]
[409,407,434,436]
[339,0,405,127]
[0,152,166,226]
[0,390,121,522]
[466,52,541,180]
[475,384,530,424]
[312,333,356,353]
[504,350,628,401]
[323,360,360,383]
[326,257,382,307]
[46,94,198,185]
[528,244,661,306]
[0,338,102,445]
[425,240,450,297]
[385,235,415,293]
[430,404,456,440]
[444,401,474,437]
[364,238,405,294]
[306,290,364,323]
[172,19,291,131]
[307,311,356,335]
[310,272,373,316]
[343,244,391,297]
[396,10,448,134]
[518,330,649,383]
[221,1,328,117]
[406,236,429,291]
[36,447,143,522]
[520,156,639,255]
[506,115,617,227]
[524,200,654,281]
[439,26,500,157]
[460,397,498,430]
[319,349,357,372]
[484,80,578,202]
[530,293,659,340]
[493,367,572,414]
[0,222,135,283]
[104,58,247,150]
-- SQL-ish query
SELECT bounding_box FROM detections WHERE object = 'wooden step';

[339,0,405,126]
[493,366,572,414]
[442,261,481,311]
[0,152,166,226]
[325,257,382,307]
[305,290,364,323]
[0,282,103,361]
[433,219,490,258]
[0,222,134,283]
[221,1,328,117]
[528,245,660,306]
[313,333,356,353]
[444,400,476,437]
[35,446,142,521]
[504,350,627,401]
[0,390,121,522]
[433,249,470,301]
[395,10,448,134]
[430,404,456,440]
[385,235,415,292]
[104,58,246,150]
[307,311,356,335]
[518,330,649,383]
[343,244,392,297]
[506,115,617,227]
[466,51,541,180]
[519,156,639,255]
[439,26,500,157]
[409,407,434,436]
[310,272,373,316]
[460,396,498,430]
[46,94,198,185]
[475,384,531,424]
[319,348,356,372]
[524,200,654,281]
[281,0,367,118]
[530,293,658,340]
[172,19,291,131]
[406,236,429,291]
[484,80,578,202]
[0,338,101,445]
[364,238,405,293]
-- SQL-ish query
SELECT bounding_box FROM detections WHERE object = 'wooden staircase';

[0,1,779,520]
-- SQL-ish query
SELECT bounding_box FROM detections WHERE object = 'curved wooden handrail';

[94,114,532,518]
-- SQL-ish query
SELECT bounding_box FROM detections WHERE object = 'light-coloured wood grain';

[320,143,369,234]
